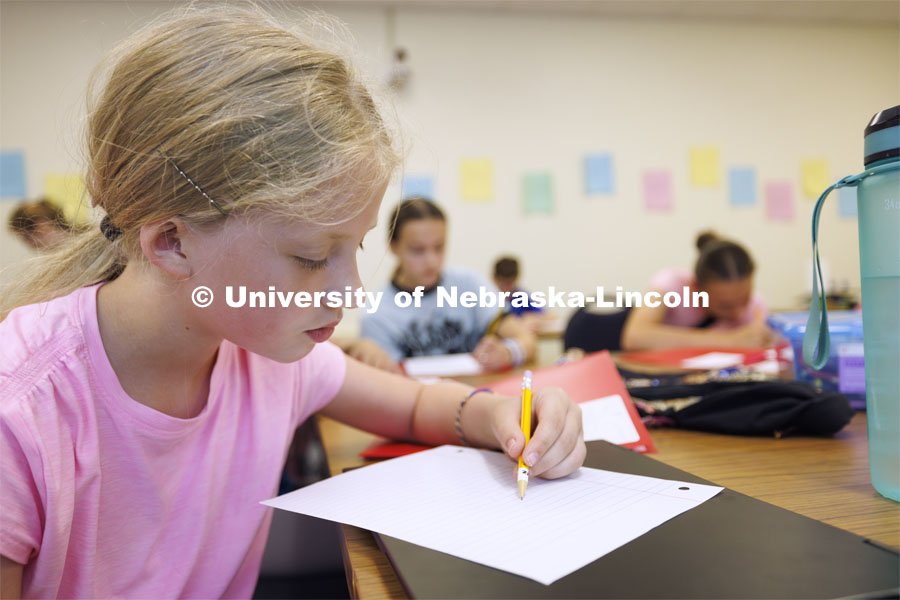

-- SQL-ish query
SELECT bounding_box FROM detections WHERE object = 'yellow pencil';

[486,309,505,336]
[517,370,533,499]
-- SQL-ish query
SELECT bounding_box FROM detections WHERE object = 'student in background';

[8,198,72,250]
[347,197,537,373]
[493,255,551,334]
[0,9,584,598]
[493,255,545,317]
[621,231,774,350]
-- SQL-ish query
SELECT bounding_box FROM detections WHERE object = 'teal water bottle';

[804,104,900,502]
[858,106,899,502]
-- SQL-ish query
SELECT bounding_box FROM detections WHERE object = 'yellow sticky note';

[801,159,830,199]
[44,173,93,226]
[460,159,493,203]
[689,147,720,187]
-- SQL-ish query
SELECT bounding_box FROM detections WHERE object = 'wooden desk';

[318,390,899,598]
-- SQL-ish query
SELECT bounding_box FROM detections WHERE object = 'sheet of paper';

[0,150,26,197]
[839,186,858,218]
[44,172,92,225]
[581,395,641,444]
[643,169,673,212]
[403,353,484,377]
[584,153,614,194]
[263,446,722,585]
[729,166,756,206]
[522,171,554,215]
[689,146,721,187]
[681,351,744,369]
[460,158,493,203]
[765,180,794,221]
[801,159,829,199]
[401,174,434,199]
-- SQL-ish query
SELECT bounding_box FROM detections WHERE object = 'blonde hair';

[1,5,398,319]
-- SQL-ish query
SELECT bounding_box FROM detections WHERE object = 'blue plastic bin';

[769,311,866,410]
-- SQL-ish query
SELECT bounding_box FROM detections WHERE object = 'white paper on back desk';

[263,445,722,585]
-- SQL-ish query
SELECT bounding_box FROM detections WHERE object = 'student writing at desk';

[347,197,537,372]
[621,232,775,350]
[0,9,585,598]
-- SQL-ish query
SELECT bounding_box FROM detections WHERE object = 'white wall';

[2,1,897,336]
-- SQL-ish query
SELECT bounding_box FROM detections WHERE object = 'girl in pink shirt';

[621,232,775,350]
[0,8,585,598]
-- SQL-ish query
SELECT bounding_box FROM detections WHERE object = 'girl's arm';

[1,556,23,599]
[319,356,585,479]
[472,315,537,371]
[621,301,771,350]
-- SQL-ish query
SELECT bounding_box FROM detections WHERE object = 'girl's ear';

[389,239,399,256]
[139,217,192,279]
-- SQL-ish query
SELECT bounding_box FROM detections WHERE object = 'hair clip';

[158,150,229,216]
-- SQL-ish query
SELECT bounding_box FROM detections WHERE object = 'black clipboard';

[375,441,899,599]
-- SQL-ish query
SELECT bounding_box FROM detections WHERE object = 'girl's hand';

[726,311,775,348]
[472,335,512,371]
[489,386,586,479]
[345,339,402,374]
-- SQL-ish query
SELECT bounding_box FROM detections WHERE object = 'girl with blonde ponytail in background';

[0,7,584,598]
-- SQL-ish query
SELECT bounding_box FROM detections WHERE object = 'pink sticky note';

[643,170,672,211]
[765,180,794,221]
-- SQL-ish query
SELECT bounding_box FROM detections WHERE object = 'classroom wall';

[2,1,897,336]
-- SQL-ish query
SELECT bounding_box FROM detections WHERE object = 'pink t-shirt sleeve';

[293,341,347,428]
[649,268,688,294]
[0,408,44,565]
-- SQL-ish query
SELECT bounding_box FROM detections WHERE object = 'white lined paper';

[263,446,722,585]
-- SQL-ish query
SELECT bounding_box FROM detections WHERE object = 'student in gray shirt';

[348,197,536,373]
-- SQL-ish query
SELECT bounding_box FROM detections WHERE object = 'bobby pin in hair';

[158,150,229,216]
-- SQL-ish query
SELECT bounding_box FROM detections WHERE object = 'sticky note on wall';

[1,150,26,198]
[460,159,493,203]
[689,147,720,187]
[764,180,794,221]
[522,172,553,215]
[801,159,830,199]
[728,167,756,206]
[584,154,614,195]
[402,175,434,200]
[643,169,673,211]
[839,186,858,218]
[44,173,92,226]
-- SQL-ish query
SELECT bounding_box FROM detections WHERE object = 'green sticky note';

[523,172,553,215]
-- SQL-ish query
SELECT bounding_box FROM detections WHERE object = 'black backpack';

[628,380,854,437]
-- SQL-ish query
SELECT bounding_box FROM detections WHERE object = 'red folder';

[360,351,655,458]
[619,343,789,369]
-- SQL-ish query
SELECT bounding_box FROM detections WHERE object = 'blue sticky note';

[402,175,434,200]
[729,167,756,206]
[584,154,614,195]
[839,186,858,218]
[1,150,26,198]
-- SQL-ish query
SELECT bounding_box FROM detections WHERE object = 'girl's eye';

[358,242,365,251]
[294,256,329,271]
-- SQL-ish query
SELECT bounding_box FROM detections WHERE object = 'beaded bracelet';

[456,387,492,446]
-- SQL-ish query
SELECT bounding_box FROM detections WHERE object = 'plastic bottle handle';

[804,162,900,369]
